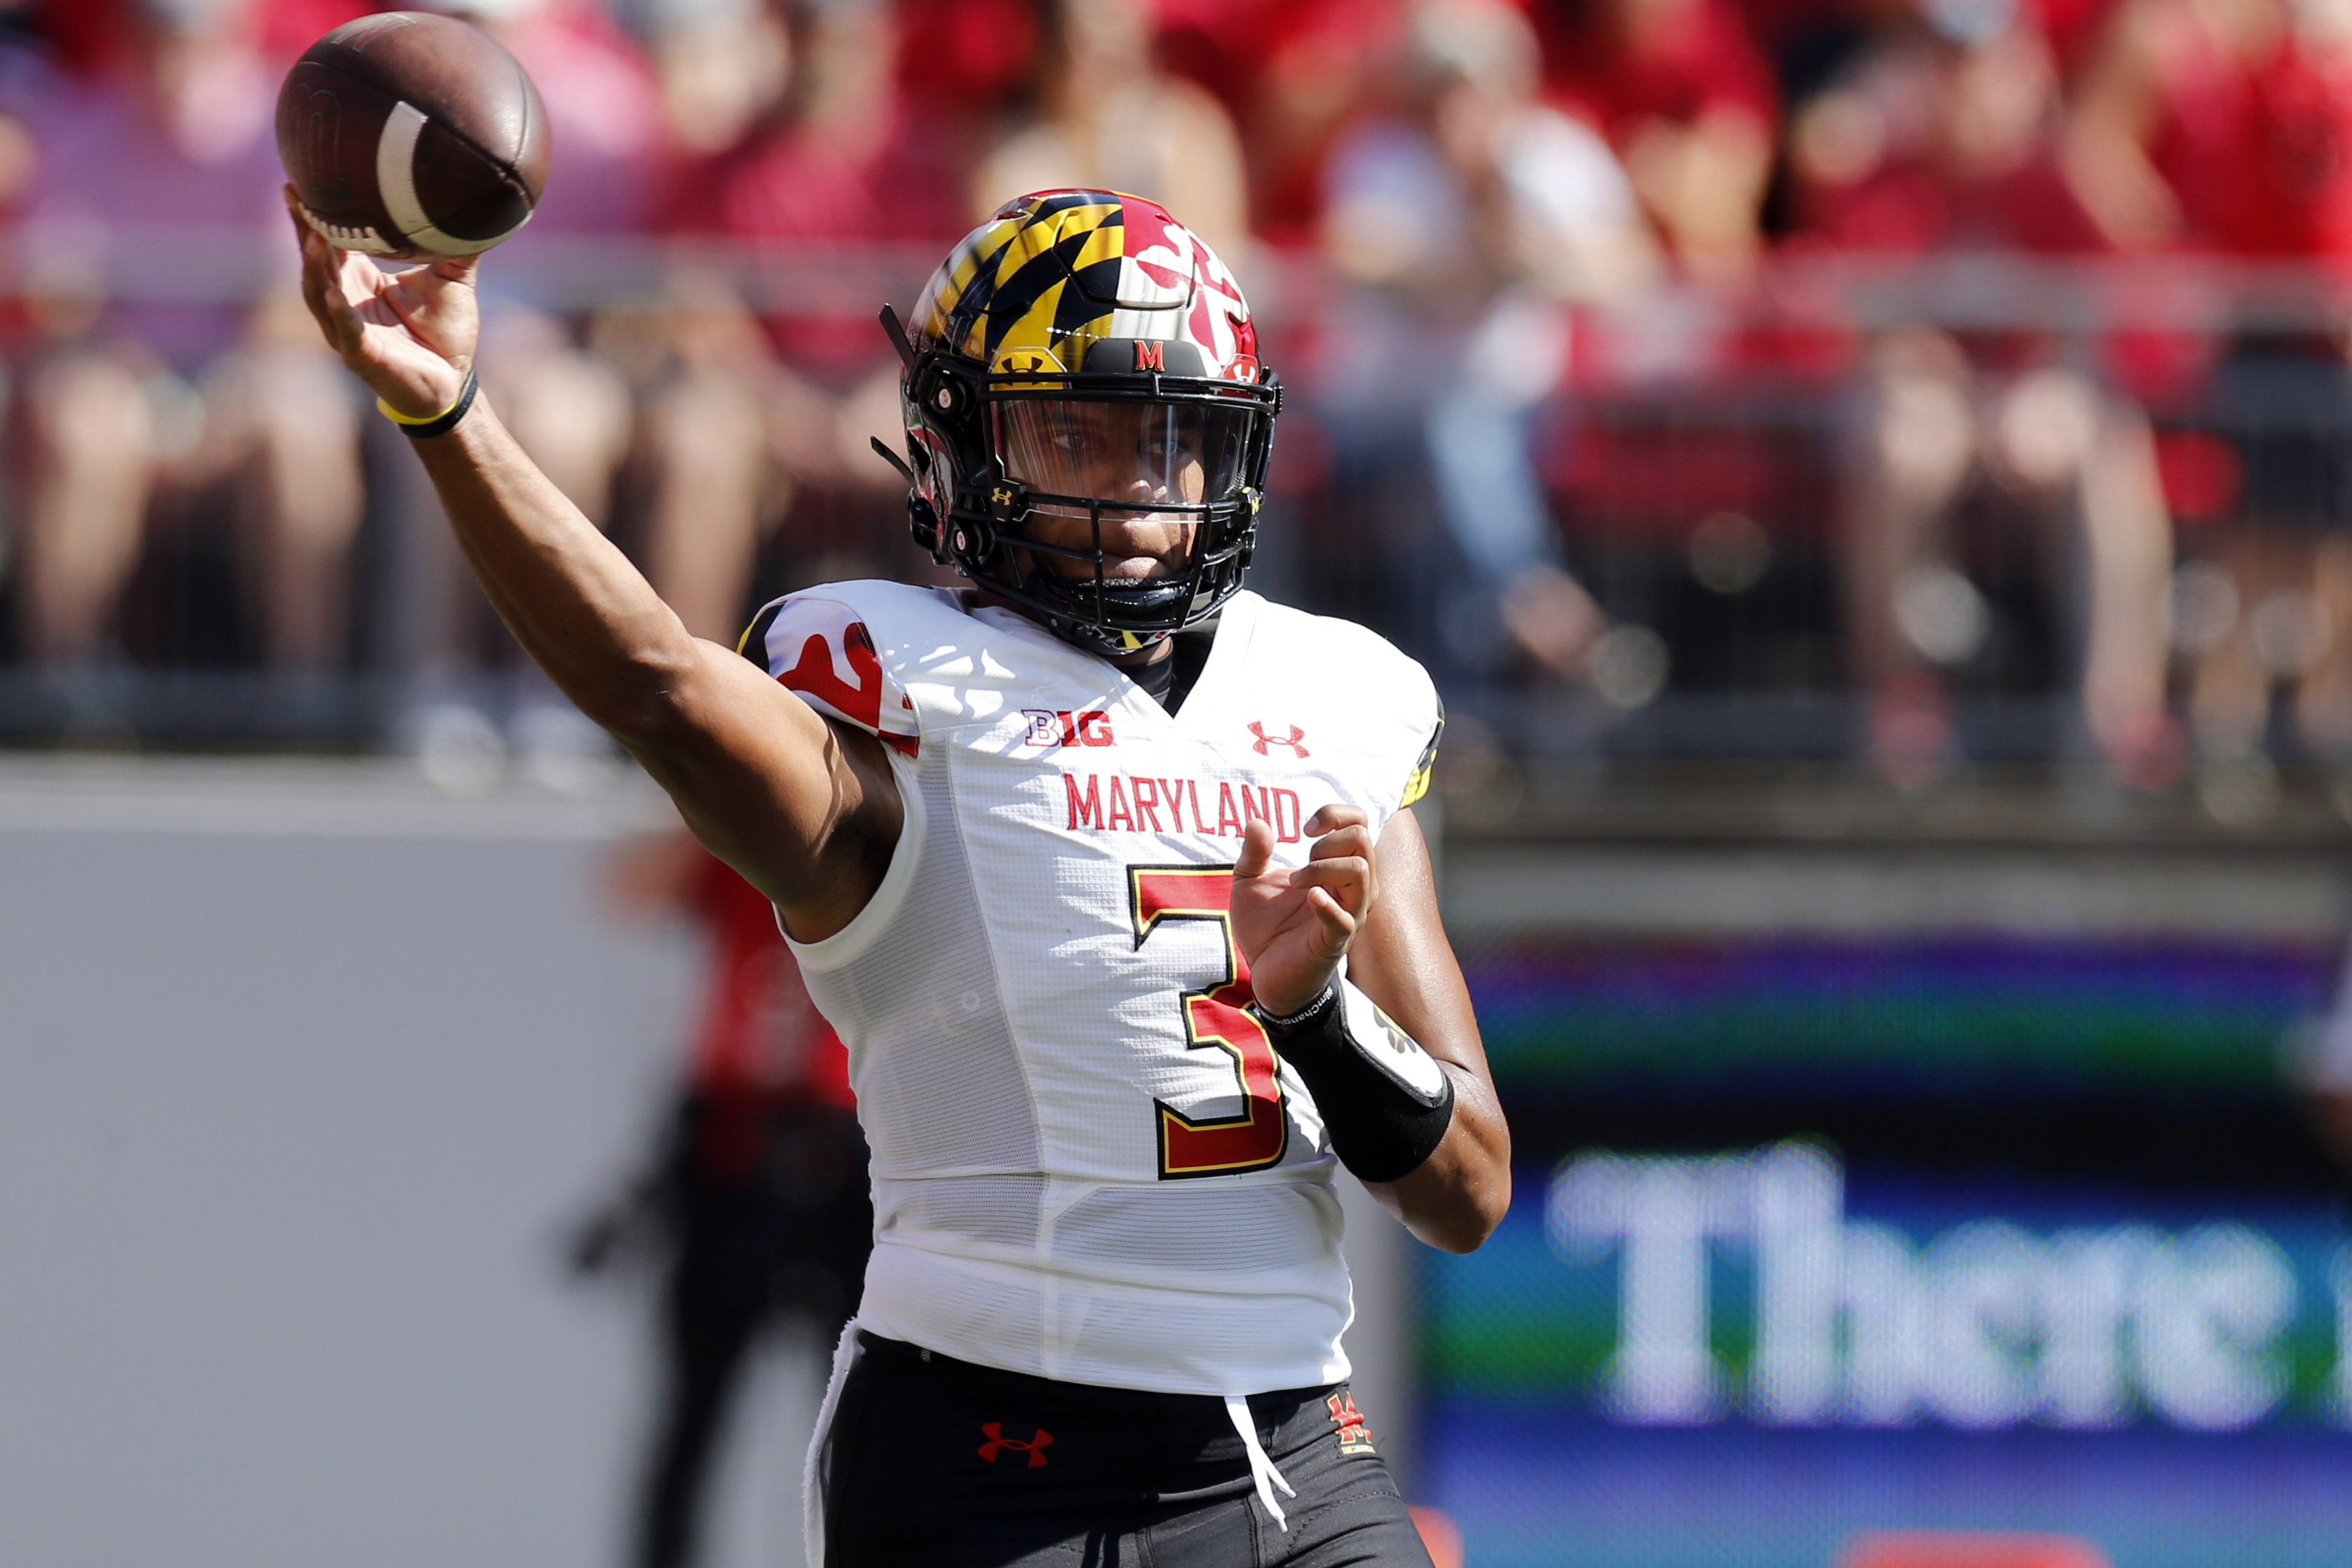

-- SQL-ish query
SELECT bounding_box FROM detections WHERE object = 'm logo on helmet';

[1134,341,1165,373]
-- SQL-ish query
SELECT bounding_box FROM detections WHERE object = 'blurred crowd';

[7,0,2352,798]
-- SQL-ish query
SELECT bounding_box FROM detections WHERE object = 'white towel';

[801,1322,865,1568]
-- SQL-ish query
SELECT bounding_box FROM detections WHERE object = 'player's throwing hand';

[287,185,475,419]
[1231,805,1378,1018]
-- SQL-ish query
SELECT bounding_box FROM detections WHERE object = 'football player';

[290,186,1510,1567]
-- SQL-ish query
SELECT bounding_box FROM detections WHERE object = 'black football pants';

[817,1332,1435,1567]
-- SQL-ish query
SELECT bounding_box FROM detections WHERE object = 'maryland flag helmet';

[878,189,1281,655]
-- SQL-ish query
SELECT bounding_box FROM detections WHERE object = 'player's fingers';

[287,196,325,296]
[1233,817,1276,881]
[1304,886,1358,951]
[1305,823,1373,864]
[294,229,353,351]
[426,252,483,287]
[381,273,473,371]
[1290,856,1369,899]
[294,229,329,320]
[1304,803,1368,838]
[318,252,368,349]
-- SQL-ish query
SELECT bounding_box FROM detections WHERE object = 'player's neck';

[964,586,1175,669]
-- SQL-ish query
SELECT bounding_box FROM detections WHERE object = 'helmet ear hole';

[930,375,970,416]
[951,517,997,561]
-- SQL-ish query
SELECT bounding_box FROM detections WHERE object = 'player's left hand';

[1230,805,1376,1018]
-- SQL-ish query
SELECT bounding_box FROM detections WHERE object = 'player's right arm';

[288,195,899,941]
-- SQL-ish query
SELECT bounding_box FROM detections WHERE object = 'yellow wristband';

[377,368,479,438]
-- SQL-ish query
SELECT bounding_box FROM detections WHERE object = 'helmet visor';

[993,399,1258,510]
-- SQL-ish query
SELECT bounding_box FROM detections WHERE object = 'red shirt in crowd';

[686,850,852,1110]
[2136,6,2352,261]
[30,0,367,76]
[658,93,965,377]
[1782,18,2105,259]
[1538,0,1779,144]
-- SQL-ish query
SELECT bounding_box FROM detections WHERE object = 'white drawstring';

[1223,1395,1296,1532]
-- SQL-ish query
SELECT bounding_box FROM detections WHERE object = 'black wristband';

[1258,981,1454,1183]
[381,367,479,439]
[1256,985,1339,1030]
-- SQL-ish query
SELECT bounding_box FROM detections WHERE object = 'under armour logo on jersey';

[977,1422,1054,1468]
[1248,721,1309,758]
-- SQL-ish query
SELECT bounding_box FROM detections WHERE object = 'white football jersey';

[743,582,1444,1395]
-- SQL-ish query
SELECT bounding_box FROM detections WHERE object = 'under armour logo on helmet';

[977,1422,1054,1468]
[991,486,1014,507]
[1248,721,1310,758]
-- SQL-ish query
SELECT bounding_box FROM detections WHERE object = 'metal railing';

[6,229,2352,794]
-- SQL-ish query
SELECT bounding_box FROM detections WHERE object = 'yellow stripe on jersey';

[735,598,780,660]
[1399,709,1445,807]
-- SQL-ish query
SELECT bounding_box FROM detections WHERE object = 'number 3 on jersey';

[1128,866,1289,1179]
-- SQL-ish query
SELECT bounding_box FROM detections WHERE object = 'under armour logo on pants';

[977,1422,1054,1468]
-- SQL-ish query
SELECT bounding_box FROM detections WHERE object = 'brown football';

[277,11,550,262]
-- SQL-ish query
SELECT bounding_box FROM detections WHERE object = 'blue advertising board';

[1422,934,2352,1567]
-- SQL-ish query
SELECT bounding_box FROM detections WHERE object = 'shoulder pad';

[740,591,922,757]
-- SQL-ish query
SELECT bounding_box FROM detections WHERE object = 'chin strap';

[870,435,916,483]
[877,304,918,368]
[1224,1395,1296,1531]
